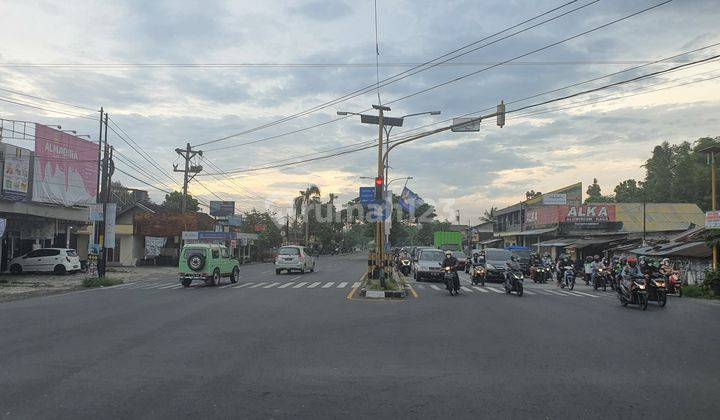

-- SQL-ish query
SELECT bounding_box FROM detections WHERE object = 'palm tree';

[293,185,321,245]
[480,206,497,224]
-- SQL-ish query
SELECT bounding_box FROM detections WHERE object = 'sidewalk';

[0,265,178,303]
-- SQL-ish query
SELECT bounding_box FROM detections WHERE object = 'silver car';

[413,248,446,282]
[274,246,316,274]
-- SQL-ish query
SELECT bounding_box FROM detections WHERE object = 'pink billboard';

[32,124,99,206]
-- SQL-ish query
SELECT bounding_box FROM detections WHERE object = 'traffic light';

[375,176,383,200]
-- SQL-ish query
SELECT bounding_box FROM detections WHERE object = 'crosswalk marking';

[544,290,565,296]
[570,290,599,298]
[472,286,489,293]
[292,282,308,288]
[460,286,472,292]
[322,282,335,288]
[278,282,294,288]
[233,282,253,288]
[337,282,348,288]
[263,282,281,288]
[486,287,504,293]
[352,282,361,288]
[219,283,235,288]
[249,282,267,288]
[523,290,536,295]
[158,284,177,289]
[307,282,322,288]
[430,285,440,290]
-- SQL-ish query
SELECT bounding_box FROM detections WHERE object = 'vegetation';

[82,277,124,288]
[162,191,199,212]
[240,209,283,261]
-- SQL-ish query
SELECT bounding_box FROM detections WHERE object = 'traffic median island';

[358,272,407,299]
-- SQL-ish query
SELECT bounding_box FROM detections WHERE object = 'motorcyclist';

[505,255,522,290]
[590,255,605,286]
[442,251,460,290]
[556,254,572,286]
[621,256,643,293]
[659,258,673,275]
[469,251,484,266]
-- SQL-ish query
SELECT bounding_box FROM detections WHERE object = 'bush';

[82,277,123,288]
[703,270,720,296]
[683,284,706,298]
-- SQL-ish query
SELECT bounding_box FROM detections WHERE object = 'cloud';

[290,1,352,21]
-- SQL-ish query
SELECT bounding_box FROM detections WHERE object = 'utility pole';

[98,114,110,277]
[375,104,389,288]
[173,143,203,213]
[712,151,718,269]
[94,107,104,249]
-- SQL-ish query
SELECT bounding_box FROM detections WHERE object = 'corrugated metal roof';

[616,203,704,233]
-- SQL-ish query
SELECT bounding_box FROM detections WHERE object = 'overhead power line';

[200,0,671,152]
[194,0,595,147]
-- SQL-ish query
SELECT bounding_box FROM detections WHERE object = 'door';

[219,247,232,275]
[39,249,62,272]
[21,249,44,271]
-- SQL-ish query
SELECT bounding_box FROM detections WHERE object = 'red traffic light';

[375,177,383,186]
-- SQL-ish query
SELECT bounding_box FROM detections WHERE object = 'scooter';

[618,276,649,310]
[470,264,486,286]
[646,273,668,307]
[504,269,524,297]
[594,268,609,291]
[665,272,682,297]
[444,266,460,296]
[561,266,576,290]
[398,258,412,276]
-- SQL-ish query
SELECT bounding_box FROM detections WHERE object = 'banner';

[542,193,567,205]
[88,204,104,221]
[209,201,235,216]
[0,218,6,238]
[32,124,99,206]
[1,145,31,201]
[398,187,424,213]
[706,211,720,228]
[560,205,616,223]
[104,203,117,249]
[144,236,166,257]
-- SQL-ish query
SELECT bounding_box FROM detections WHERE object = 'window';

[45,249,61,257]
[212,249,220,259]
[25,250,43,258]
[220,248,228,258]
[66,249,78,257]
[278,247,300,255]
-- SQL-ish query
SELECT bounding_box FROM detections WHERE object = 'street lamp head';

[372,104,391,111]
[430,111,441,115]
[337,111,349,116]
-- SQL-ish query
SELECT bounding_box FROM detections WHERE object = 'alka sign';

[561,205,616,223]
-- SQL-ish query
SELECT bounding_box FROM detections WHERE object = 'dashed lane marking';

[337,282,348,288]
[307,282,322,288]
[322,282,335,288]
[278,282,294,288]
[292,282,308,288]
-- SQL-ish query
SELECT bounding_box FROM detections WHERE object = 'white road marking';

[556,290,580,296]
[352,282,361,288]
[233,282,253,288]
[571,290,599,298]
[337,282,348,288]
[278,282,294,288]
[416,284,425,289]
[486,287,504,293]
[290,276,302,281]
[249,282,267,288]
[322,282,335,288]
[263,282,281,288]
[460,286,472,292]
[141,284,166,289]
[170,285,183,289]
[158,284,178,289]
[307,282,321,288]
[292,282,308,288]
[523,290,536,295]
[472,286,489,293]
[546,290,568,296]
[430,285,440,290]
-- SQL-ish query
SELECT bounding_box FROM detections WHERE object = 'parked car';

[413,248,446,282]
[178,244,240,287]
[9,248,81,275]
[483,248,514,282]
[275,245,316,274]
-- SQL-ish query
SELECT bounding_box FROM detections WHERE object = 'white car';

[9,248,81,275]
[274,245,315,274]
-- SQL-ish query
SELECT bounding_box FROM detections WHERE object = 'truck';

[433,231,463,252]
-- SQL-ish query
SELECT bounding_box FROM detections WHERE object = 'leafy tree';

[642,142,675,203]
[525,190,542,200]
[614,179,644,203]
[293,185,321,245]
[162,191,199,212]
[241,210,282,261]
[585,178,614,203]
[480,206,497,224]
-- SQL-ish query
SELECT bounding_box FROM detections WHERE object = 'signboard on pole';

[32,124,99,206]
[359,187,375,205]
[542,193,567,205]
[451,117,481,132]
[209,201,235,216]
[706,211,720,228]
[104,203,117,248]
[88,204,104,221]
[1,145,30,201]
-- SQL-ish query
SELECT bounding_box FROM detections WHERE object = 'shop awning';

[632,241,710,258]
[497,227,556,237]
[566,237,622,249]
[535,239,577,247]
[478,238,503,245]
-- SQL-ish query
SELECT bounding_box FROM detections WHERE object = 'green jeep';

[178,244,240,287]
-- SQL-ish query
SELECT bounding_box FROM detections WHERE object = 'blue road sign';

[359,187,375,205]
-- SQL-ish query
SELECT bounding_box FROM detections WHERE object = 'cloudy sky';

[1,0,719,222]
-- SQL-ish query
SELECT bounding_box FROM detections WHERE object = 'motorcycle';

[470,264,485,286]
[594,268,610,291]
[617,276,649,310]
[646,273,668,307]
[444,266,460,296]
[398,258,412,276]
[561,266,576,290]
[539,265,552,284]
[665,272,682,297]
[504,269,524,297]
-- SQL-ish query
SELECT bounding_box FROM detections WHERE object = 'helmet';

[627,257,638,267]
[594,255,600,261]
[661,258,670,265]
[445,251,452,257]
[543,252,550,258]
[511,255,518,261]
[473,251,479,257]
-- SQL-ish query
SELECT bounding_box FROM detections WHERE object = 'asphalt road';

[1,253,718,419]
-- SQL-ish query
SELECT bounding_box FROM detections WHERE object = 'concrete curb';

[359,288,407,299]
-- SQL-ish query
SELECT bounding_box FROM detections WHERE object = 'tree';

[480,206,497,224]
[241,210,282,261]
[585,178,613,203]
[642,142,675,203]
[525,190,542,200]
[293,185,321,246]
[162,191,199,212]
[614,179,644,203]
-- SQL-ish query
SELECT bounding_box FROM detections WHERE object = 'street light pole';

[374,105,389,286]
